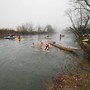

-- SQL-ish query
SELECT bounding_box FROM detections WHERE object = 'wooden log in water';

[50,42,79,52]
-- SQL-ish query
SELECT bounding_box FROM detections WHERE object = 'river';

[0,33,85,90]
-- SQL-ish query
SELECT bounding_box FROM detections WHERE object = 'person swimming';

[31,42,35,47]
[38,41,43,49]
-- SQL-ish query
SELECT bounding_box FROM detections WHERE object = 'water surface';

[0,34,80,90]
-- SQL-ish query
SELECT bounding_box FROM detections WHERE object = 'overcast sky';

[0,0,71,30]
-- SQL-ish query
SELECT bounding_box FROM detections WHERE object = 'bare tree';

[67,0,90,41]
[45,24,55,33]
[16,22,34,32]
[78,0,90,8]
[37,25,42,32]
[27,22,34,32]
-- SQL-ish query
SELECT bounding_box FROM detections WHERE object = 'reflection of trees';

[37,35,43,41]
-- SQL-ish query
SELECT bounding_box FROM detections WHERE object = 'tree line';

[0,23,55,37]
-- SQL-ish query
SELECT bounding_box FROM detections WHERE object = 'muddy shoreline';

[47,56,90,90]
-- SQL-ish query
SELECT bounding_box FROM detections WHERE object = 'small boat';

[4,36,16,40]
[80,41,90,54]
[50,42,79,52]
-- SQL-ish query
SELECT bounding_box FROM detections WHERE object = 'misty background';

[0,0,71,31]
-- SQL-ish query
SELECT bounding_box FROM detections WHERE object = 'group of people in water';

[31,41,51,51]
[31,35,51,50]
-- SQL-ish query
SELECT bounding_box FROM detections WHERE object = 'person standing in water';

[38,41,43,49]
[18,35,21,41]
[44,42,50,50]
[60,34,62,40]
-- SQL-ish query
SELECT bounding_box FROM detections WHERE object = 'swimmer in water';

[31,42,35,47]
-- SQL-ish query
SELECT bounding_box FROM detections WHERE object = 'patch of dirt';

[47,72,90,90]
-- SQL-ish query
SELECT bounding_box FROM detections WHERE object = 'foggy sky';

[0,0,71,30]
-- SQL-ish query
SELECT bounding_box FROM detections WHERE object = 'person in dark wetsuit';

[60,34,62,40]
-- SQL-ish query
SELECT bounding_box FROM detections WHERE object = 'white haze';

[0,0,71,31]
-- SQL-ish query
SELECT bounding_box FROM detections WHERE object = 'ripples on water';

[0,34,80,90]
